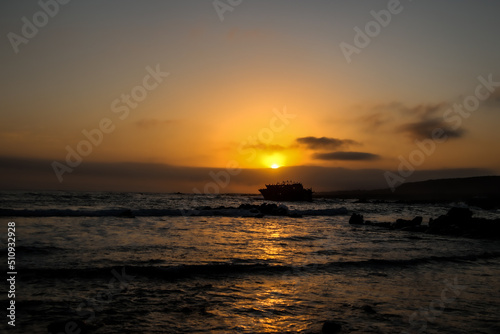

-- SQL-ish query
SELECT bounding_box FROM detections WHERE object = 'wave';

[0,206,348,218]
[19,251,500,280]
[0,245,64,255]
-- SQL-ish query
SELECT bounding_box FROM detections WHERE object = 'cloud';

[401,103,447,118]
[359,112,393,129]
[312,151,380,161]
[372,102,466,140]
[0,156,492,193]
[135,118,175,129]
[296,136,359,150]
[399,118,465,140]
[241,143,287,151]
[359,102,448,129]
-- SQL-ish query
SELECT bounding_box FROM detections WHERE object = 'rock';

[364,220,392,228]
[400,225,428,233]
[372,222,392,228]
[180,306,193,314]
[361,305,376,314]
[428,215,450,229]
[349,213,364,225]
[426,207,498,237]
[354,198,369,203]
[447,207,473,219]
[322,320,342,333]
[428,208,473,234]
[117,209,135,218]
[392,216,422,229]
[348,205,500,239]
[446,207,473,227]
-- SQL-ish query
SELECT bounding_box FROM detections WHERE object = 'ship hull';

[259,188,312,202]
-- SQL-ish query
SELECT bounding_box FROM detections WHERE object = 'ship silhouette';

[259,181,313,202]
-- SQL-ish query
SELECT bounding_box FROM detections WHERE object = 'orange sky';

[1,1,500,192]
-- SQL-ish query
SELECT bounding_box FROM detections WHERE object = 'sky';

[1,0,500,193]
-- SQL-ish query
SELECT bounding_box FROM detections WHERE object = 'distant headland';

[315,175,500,209]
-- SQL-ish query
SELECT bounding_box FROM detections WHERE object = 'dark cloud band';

[313,151,380,161]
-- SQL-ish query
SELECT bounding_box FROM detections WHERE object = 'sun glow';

[262,153,286,169]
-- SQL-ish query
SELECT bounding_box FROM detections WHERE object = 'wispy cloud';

[395,103,464,140]
[2,156,489,193]
[400,102,447,118]
[398,119,465,140]
[240,143,288,151]
[360,102,465,141]
[358,112,393,129]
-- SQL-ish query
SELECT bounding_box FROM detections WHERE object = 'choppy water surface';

[1,191,500,333]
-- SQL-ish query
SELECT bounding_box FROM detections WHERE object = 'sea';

[1,191,500,334]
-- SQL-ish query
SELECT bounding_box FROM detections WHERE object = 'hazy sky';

[1,1,499,192]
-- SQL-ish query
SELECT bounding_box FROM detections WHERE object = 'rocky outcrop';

[350,207,500,239]
[427,207,500,238]
[349,213,364,225]
[391,216,422,229]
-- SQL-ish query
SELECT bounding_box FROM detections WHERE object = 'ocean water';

[1,191,500,334]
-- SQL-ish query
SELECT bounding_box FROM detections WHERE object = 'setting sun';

[271,164,280,169]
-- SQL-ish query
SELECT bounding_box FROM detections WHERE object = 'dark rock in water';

[354,198,369,203]
[48,319,89,334]
[401,225,428,233]
[352,206,500,239]
[428,207,472,233]
[365,220,391,228]
[427,207,500,238]
[180,306,193,314]
[447,207,473,219]
[392,216,422,229]
[446,207,473,226]
[117,209,135,218]
[361,304,376,314]
[322,320,342,333]
[349,213,364,225]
